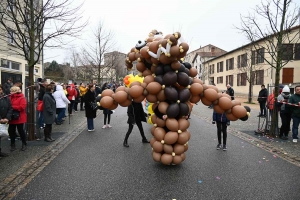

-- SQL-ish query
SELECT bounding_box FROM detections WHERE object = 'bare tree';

[0,0,87,139]
[80,20,116,86]
[237,0,300,136]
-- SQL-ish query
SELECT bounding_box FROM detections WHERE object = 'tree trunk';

[269,68,280,137]
[27,65,35,140]
[248,81,253,103]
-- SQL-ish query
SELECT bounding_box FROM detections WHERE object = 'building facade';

[202,26,300,95]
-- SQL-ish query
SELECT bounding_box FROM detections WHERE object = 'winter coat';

[3,81,13,95]
[127,101,147,125]
[9,93,27,124]
[75,87,80,102]
[43,92,56,124]
[79,86,88,97]
[84,89,97,118]
[288,93,300,118]
[258,88,268,102]
[53,85,70,108]
[67,85,78,101]
[267,93,274,110]
[0,94,13,120]
[38,84,46,101]
[227,87,234,100]
[213,111,230,123]
[95,86,102,97]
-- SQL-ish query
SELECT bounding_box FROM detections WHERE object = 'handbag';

[90,102,98,111]
[0,124,9,137]
[11,110,20,120]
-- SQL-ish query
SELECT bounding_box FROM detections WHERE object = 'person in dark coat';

[212,111,230,151]
[43,84,56,142]
[3,78,13,95]
[0,84,13,157]
[123,101,150,147]
[257,84,268,117]
[9,86,27,151]
[84,84,97,131]
[226,84,234,100]
[37,79,47,129]
[101,83,113,128]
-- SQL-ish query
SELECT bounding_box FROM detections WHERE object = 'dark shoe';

[10,144,16,152]
[123,140,129,147]
[281,136,288,140]
[21,143,27,151]
[142,139,150,143]
[223,145,227,151]
[216,144,222,150]
[44,137,53,142]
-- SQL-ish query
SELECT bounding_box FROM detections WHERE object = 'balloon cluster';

[99,30,250,165]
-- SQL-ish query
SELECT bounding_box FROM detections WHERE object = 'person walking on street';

[8,86,27,151]
[277,85,292,140]
[226,84,234,100]
[79,83,88,111]
[53,85,70,125]
[67,83,78,115]
[3,78,13,95]
[101,83,112,128]
[0,84,13,157]
[288,85,300,143]
[43,85,56,142]
[212,110,230,151]
[257,84,268,117]
[84,84,97,131]
[123,101,150,147]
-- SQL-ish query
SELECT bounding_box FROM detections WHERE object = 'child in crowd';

[212,110,230,151]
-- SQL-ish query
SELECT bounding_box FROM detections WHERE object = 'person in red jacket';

[9,86,27,151]
[66,83,78,115]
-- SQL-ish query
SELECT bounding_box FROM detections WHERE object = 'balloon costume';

[98,30,250,165]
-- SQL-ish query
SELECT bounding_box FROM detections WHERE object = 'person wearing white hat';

[277,85,292,140]
[226,84,234,100]
[288,85,300,143]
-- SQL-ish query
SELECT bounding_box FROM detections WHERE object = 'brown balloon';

[136,62,147,72]
[231,105,247,118]
[163,144,173,154]
[156,117,166,128]
[119,99,132,107]
[218,97,232,110]
[171,61,181,70]
[140,46,150,59]
[133,95,145,103]
[190,95,201,104]
[201,97,212,106]
[178,118,190,131]
[151,57,160,65]
[193,78,203,85]
[226,113,238,121]
[151,127,156,136]
[184,143,189,152]
[129,85,144,98]
[203,88,219,102]
[181,153,186,161]
[108,101,118,110]
[157,89,166,102]
[213,104,225,114]
[100,96,114,108]
[101,89,114,97]
[150,137,156,146]
[154,127,166,141]
[158,102,169,114]
[189,67,198,78]
[161,153,173,165]
[190,83,203,95]
[170,46,180,57]
[174,144,185,155]
[142,69,152,77]
[146,94,157,103]
[231,100,241,107]
[152,141,164,153]
[177,131,189,145]
[166,118,179,132]
[164,131,179,145]
[114,91,128,104]
[221,93,232,99]
[116,86,126,93]
[143,75,155,84]
[146,82,162,95]
[128,52,136,62]
[152,151,162,162]
[172,155,183,165]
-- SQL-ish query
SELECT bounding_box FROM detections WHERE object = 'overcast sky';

[43,0,299,64]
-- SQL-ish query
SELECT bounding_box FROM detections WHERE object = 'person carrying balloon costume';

[212,111,230,151]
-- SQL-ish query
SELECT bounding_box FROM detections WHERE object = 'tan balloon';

[141,82,148,89]
[184,143,189,152]
[157,90,166,102]
[221,93,232,100]
[204,88,219,102]
[190,95,201,103]
[213,104,225,114]
[201,97,212,106]
[164,131,179,145]
[100,96,114,108]
[133,95,145,103]
[151,126,156,136]
[146,94,157,103]
[143,75,155,84]
[161,153,173,165]
[151,114,157,125]
[178,118,190,131]
[116,86,126,93]
[226,113,238,121]
[166,118,179,132]
[108,101,118,110]
[101,89,114,97]
[114,91,128,104]
[130,81,141,88]
[146,82,162,95]
[129,85,144,98]
[119,99,132,107]
[152,141,164,153]
[193,78,203,85]
[218,97,232,110]
[163,144,174,154]
[177,131,189,145]
[190,83,203,96]
[154,127,166,141]
[156,117,166,127]
[181,153,186,161]
[172,155,183,165]
[174,144,185,155]
[158,102,169,114]
[231,105,247,118]
[189,67,198,78]
[171,61,181,70]
[128,52,136,62]
[152,151,162,162]
[231,100,241,107]
[142,69,152,77]
[207,85,219,93]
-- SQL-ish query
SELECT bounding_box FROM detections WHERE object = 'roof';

[192,51,227,63]
[202,25,300,64]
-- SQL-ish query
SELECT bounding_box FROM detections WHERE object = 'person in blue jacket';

[212,111,230,151]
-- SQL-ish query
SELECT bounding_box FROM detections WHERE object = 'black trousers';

[80,96,85,110]
[104,113,111,124]
[8,124,26,145]
[44,124,52,136]
[68,100,75,114]
[280,112,292,137]
[259,101,266,116]
[216,122,227,145]
[125,121,146,140]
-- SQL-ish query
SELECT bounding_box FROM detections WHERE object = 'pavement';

[0,100,300,199]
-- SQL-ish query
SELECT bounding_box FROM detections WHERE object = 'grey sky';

[43,0,299,64]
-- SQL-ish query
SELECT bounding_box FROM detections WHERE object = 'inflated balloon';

[116,86,126,92]
[133,95,145,103]
[146,94,157,103]
[154,127,166,141]
[178,89,190,103]
[218,97,232,110]
[129,85,144,98]
[190,83,203,95]
[152,151,162,162]
[179,103,189,116]
[158,102,169,114]
[143,75,155,84]
[190,95,201,104]
[157,90,166,102]
[172,155,183,165]
[163,144,174,154]
[213,104,225,114]
[156,117,166,127]
[203,89,219,102]
[201,97,212,106]
[177,72,190,87]
[174,144,185,155]
[161,154,173,165]
[226,113,239,121]
[164,86,178,102]
[177,131,189,145]
[166,103,180,118]
[100,96,114,108]
[163,71,177,86]
[166,118,179,132]
[119,99,132,107]
[101,89,114,97]
[178,118,190,132]
[231,105,247,118]
[154,75,163,85]
[152,141,164,153]
[114,91,128,104]
[164,131,179,145]
[146,82,162,95]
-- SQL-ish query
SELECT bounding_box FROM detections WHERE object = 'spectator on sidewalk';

[73,83,80,112]
[53,85,70,125]
[277,86,292,140]
[0,84,13,157]
[226,84,234,100]
[37,79,47,130]
[123,101,150,147]
[79,83,88,111]
[9,86,27,151]
[212,111,230,151]
[257,84,268,117]
[3,78,13,95]
[67,83,78,115]
[288,85,300,143]
[84,84,97,132]
[267,88,275,118]
[43,84,56,142]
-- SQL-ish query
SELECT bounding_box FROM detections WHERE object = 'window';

[1,59,8,68]
[253,70,264,85]
[295,44,300,60]
[209,64,214,75]
[11,62,20,70]
[0,59,20,70]
[226,75,233,86]
[228,58,234,70]
[241,53,247,67]
[25,65,29,71]
[217,61,223,72]
[251,50,256,65]
[256,48,264,63]
[7,29,14,44]
[217,76,223,84]
[237,73,247,86]
[282,44,293,60]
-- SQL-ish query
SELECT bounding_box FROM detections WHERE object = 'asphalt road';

[14,106,300,200]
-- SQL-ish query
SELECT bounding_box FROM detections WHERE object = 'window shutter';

[226,60,228,71]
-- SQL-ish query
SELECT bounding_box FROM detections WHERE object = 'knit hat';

[282,85,290,93]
